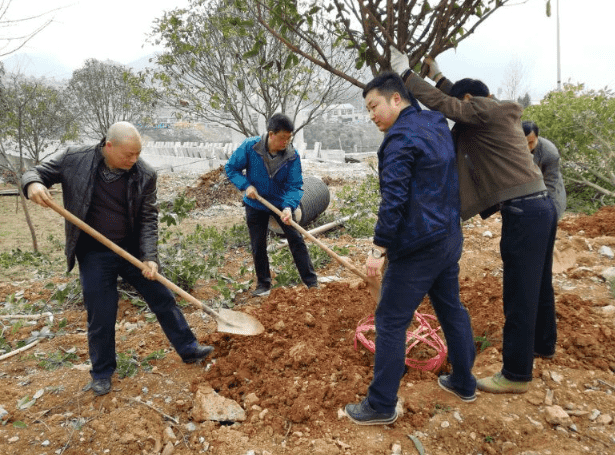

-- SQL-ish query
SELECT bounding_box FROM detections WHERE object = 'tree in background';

[0,0,57,57]
[0,72,79,251]
[499,59,528,102]
[66,59,158,140]
[226,0,515,88]
[149,0,356,137]
[523,83,615,212]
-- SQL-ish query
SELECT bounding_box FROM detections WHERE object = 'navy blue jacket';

[374,106,461,262]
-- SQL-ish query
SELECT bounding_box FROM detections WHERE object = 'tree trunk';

[17,185,39,253]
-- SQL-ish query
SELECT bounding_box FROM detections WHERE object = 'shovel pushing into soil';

[255,194,376,288]
[46,199,264,336]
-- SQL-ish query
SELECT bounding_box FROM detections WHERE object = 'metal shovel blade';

[215,308,265,336]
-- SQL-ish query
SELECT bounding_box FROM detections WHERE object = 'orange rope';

[353,312,448,371]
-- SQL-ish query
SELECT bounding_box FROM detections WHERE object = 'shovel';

[255,194,372,282]
[46,199,264,336]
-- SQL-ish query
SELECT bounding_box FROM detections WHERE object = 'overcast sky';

[3,0,613,102]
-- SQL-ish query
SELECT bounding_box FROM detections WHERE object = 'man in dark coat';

[22,122,213,396]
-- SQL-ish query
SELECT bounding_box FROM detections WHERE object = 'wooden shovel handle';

[254,195,368,280]
[46,199,222,320]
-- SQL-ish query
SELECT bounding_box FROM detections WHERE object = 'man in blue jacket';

[345,72,476,425]
[225,113,318,297]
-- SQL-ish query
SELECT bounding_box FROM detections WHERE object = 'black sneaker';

[438,374,476,402]
[182,345,215,364]
[251,286,271,297]
[89,377,112,396]
[345,398,398,425]
[534,352,555,359]
[307,282,319,289]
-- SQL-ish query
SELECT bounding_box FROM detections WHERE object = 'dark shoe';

[345,398,398,426]
[534,352,555,359]
[438,375,476,403]
[90,378,112,396]
[251,286,270,297]
[182,345,214,364]
[307,282,319,289]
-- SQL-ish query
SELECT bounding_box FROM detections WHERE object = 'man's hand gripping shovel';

[254,194,382,302]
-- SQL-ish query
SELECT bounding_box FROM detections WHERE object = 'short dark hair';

[363,71,421,110]
[449,78,490,99]
[522,120,539,137]
[267,113,294,133]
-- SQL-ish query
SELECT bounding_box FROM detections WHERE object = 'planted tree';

[149,0,356,137]
[226,0,521,87]
[523,83,615,212]
[66,59,158,140]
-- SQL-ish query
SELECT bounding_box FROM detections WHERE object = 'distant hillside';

[1,53,73,81]
[0,52,159,81]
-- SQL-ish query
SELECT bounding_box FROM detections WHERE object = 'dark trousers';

[245,204,317,288]
[368,231,476,413]
[500,195,557,382]
[77,249,198,380]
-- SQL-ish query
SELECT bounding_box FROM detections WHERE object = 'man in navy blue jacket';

[345,72,476,425]
[225,113,318,296]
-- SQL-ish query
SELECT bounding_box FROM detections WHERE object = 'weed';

[46,278,82,306]
[608,277,615,300]
[0,336,11,353]
[335,174,380,238]
[116,349,166,377]
[141,349,166,372]
[484,435,495,443]
[117,350,140,378]
[212,271,252,307]
[0,249,49,269]
[432,403,452,416]
[37,350,79,371]
[474,333,492,352]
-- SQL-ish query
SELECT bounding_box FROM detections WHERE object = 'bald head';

[103,122,142,170]
[106,122,142,147]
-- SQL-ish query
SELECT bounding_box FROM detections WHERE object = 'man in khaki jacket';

[391,48,558,394]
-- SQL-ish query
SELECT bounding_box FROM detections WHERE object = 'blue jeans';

[500,194,557,381]
[368,230,476,413]
[245,204,317,288]
[77,249,198,380]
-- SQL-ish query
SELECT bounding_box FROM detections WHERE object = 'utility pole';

[556,0,561,91]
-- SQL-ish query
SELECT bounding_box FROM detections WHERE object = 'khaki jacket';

[405,74,546,220]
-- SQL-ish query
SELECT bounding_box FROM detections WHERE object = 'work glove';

[389,45,410,75]
[281,207,292,225]
[245,185,258,199]
[365,250,386,277]
[424,56,442,81]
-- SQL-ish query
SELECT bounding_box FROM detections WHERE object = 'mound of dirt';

[559,205,615,237]
[185,166,241,209]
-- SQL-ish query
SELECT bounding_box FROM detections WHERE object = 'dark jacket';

[225,135,304,211]
[374,105,461,262]
[405,74,546,220]
[21,140,159,272]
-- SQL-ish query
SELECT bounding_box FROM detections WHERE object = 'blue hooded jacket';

[225,135,304,211]
[374,105,461,262]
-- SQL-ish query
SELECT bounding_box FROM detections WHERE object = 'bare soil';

[1,167,614,455]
